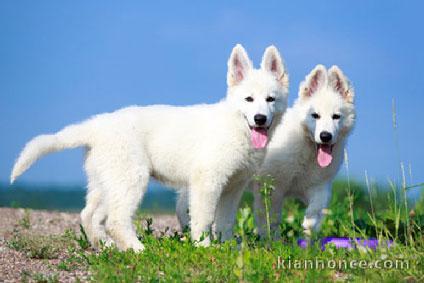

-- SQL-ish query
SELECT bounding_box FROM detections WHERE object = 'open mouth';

[249,126,269,149]
[316,143,334,168]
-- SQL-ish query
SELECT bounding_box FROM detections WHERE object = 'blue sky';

[0,1,423,192]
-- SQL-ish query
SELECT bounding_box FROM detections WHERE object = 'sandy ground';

[0,208,179,282]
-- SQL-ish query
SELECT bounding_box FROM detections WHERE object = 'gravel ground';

[0,208,179,282]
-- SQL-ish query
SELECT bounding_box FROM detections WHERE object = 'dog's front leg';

[302,183,331,238]
[189,181,223,247]
[253,182,266,237]
[176,189,190,230]
[213,182,246,241]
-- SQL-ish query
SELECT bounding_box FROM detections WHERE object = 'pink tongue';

[251,127,268,149]
[317,144,333,168]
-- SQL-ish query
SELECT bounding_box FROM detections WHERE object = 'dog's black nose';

[254,114,267,126]
[320,131,332,143]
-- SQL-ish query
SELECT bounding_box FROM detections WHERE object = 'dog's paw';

[194,237,211,248]
[126,241,145,252]
[302,217,317,232]
[103,236,116,248]
[115,238,145,252]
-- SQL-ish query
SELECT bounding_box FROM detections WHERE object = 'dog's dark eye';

[245,96,254,102]
[332,114,341,120]
[311,113,320,119]
[266,96,275,102]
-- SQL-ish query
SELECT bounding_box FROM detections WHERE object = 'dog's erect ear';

[261,45,288,86]
[300,64,327,98]
[328,65,354,103]
[227,44,253,87]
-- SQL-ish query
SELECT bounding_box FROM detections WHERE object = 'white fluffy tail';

[10,123,89,184]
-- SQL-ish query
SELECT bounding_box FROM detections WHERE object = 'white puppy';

[11,44,289,251]
[254,65,355,239]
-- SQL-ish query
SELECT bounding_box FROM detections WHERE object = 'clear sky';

[1,1,423,193]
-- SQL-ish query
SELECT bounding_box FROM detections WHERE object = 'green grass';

[82,180,422,282]
[8,228,77,259]
[86,235,421,282]
[21,271,59,283]
[6,179,423,282]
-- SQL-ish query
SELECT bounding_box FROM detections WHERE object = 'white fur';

[11,44,289,251]
[254,65,355,239]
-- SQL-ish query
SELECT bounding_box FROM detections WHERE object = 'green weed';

[254,174,275,244]
[82,177,423,282]
[18,209,31,229]
[8,231,70,259]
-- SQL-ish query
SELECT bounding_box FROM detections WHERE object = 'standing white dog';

[254,65,355,239]
[11,44,289,251]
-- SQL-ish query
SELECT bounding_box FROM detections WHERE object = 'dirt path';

[0,208,179,282]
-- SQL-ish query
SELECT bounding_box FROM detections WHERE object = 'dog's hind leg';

[81,179,108,247]
[101,146,150,252]
[81,149,114,248]
[90,194,115,247]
